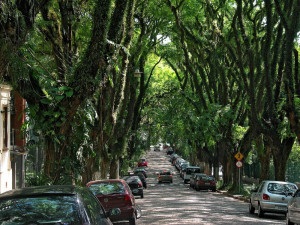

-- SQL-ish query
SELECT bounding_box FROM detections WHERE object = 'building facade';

[0,85,26,194]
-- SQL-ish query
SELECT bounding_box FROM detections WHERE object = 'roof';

[86,179,126,186]
[0,185,84,200]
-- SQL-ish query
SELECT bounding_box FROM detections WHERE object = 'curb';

[217,190,250,203]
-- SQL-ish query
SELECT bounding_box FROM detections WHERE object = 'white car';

[183,166,202,184]
[249,180,298,217]
[286,189,300,225]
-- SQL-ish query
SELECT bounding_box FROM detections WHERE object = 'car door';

[252,182,265,208]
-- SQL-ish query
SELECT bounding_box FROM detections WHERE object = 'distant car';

[179,162,190,178]
[137,158,148,167]
[183,166,202,184]
[0,185,118,224]
[123,175,144,198]
[133,167,147,178]
[167,148,174,155]
[175,158,186,170]
[87,179,140,224]
[158,170,173,183]
[154,145,160,151]
[286,189,300,225]
[195,175,216,192]
[249,180,298,218]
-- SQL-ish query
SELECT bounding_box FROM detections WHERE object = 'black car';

[0,185,119,224]
[123,175,144,198]
[167,148,174,155]
[134,172,147,189]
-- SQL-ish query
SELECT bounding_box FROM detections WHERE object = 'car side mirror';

[108,208,121,217]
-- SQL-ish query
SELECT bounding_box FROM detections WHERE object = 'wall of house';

[0,84,12,194]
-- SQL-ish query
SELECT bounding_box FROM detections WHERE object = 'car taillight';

[138,181,142,187]
[263,193,270,200]
[170,175,173,178]
[158,175,161,178]
[124,194,133,205]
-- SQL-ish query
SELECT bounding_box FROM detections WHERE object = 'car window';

[88,182,126,195]
[82,189,106,222]
[160,171,171,175]
[267,183,297,195]
[258,182,265,192]
[0,195,81,224]
[186,168,201,174]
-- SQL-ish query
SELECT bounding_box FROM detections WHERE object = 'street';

[133,149,286,225]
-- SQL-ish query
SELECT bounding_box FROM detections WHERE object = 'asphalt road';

[131,148,286,225]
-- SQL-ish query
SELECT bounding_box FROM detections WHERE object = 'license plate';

[205,183,210,185]
[275,206,286,210]
[132,189,139,193]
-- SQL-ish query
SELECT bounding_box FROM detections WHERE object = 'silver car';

[286,189,300,225]
[249,180,298,217]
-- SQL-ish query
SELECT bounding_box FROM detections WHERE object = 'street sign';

[236,160,243,168]
[235,152,244,161]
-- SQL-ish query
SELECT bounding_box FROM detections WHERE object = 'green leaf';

[55,95,64,101]
[65,89,73,97]
[41,98,51,104]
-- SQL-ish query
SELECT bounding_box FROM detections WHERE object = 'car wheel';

[184,180,187,184]
[249,201,255,214]
[129,216,136,225]
[170,180,173,183]
[141,192,144,198]
[258,204,264,218]
[286,212,294,225]
[212,188,216,192]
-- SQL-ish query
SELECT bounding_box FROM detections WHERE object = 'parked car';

[167,148,174,155]
[175,158,186,170]
[133,167,147,178]
[154,145,160,151]
[134,172,147,189]
[123,175,144,198]
[190,173,206,189]
[157,170,173,183]
[179,162,190,178]
[249,180,298,218]
[0,185,118,224]
[183,166,203,184]
[286,189,300,225]
[87,179,140,224]
[169,153,178,162]
[137,158,148,167]
[195,175,217,192]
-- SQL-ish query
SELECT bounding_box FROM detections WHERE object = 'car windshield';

[160,171,171,175]
[0,195,81,224]
[89,182,126,195]
[267,183,297,194]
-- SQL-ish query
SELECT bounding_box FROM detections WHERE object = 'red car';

[195,175,217,192]
[87,179,139,225]
[137,158,148,167]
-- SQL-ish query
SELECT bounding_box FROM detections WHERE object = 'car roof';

[262,180,297,185]
[87,179,126,186]
[0,185,84,200]
[186,166,200,168]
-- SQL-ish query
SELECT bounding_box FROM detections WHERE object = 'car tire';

[258,204,264,218]
[249,201,255,214]
[212,188,216,192]
[141,192,144,198]
[184,180,187,184]
[129,215,136,225]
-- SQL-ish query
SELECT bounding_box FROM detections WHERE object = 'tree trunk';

[109,157,120,179]
[256,136,272,183]
[272,137,295,181]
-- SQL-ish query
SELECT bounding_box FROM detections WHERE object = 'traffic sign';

[236,160,243,168]
[235,152,244,161]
